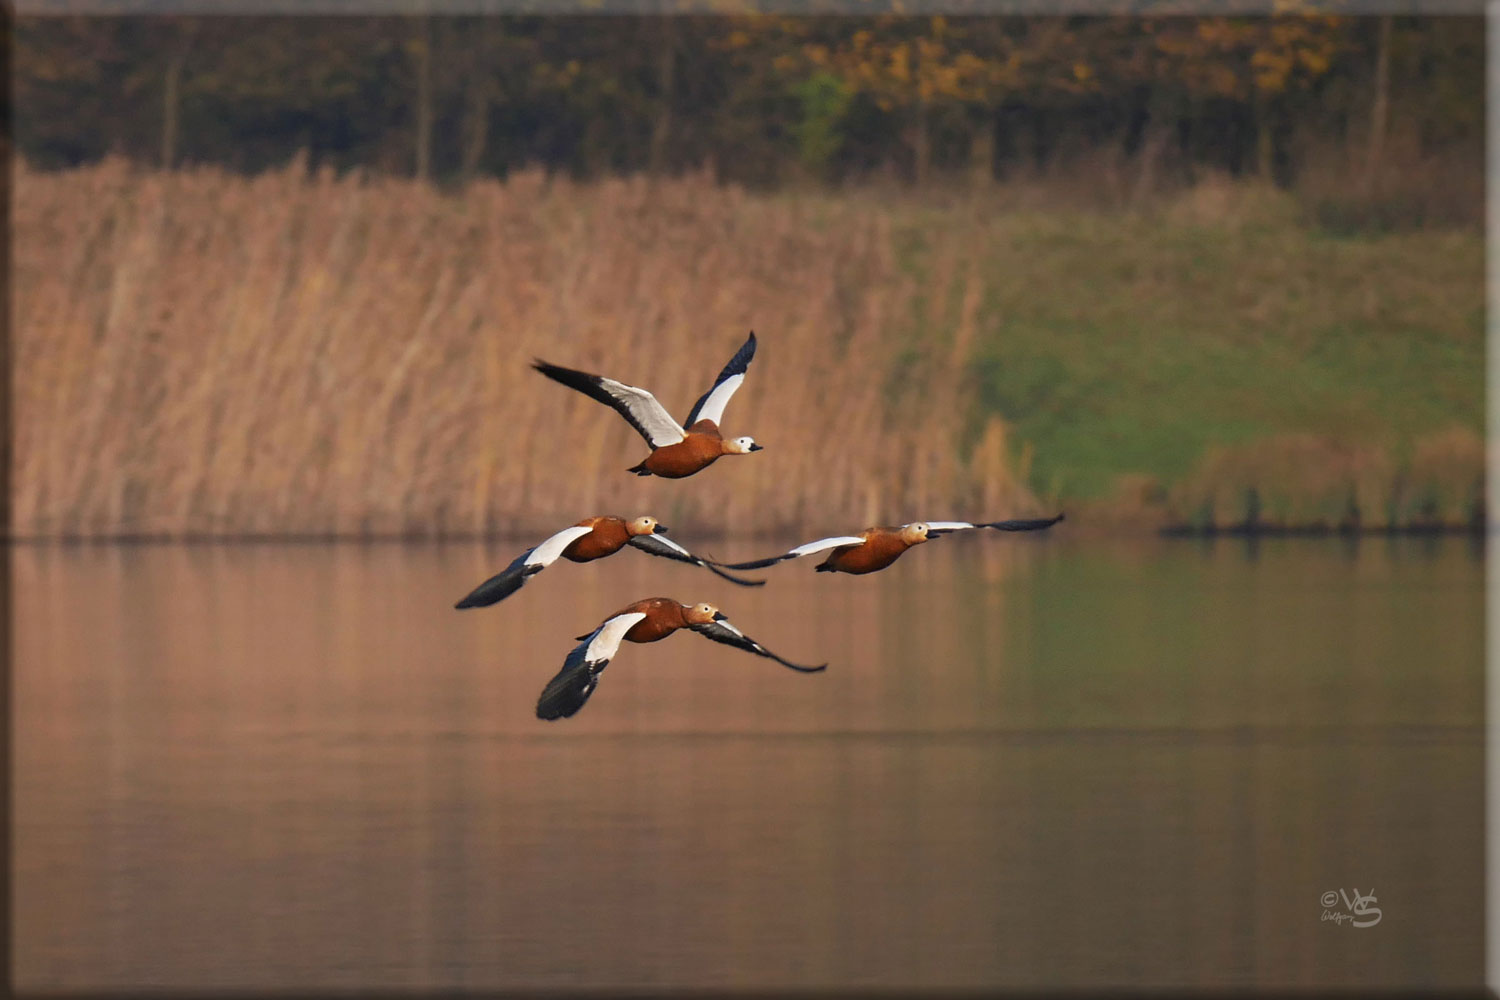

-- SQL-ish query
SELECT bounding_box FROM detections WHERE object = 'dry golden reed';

[14,160,1038,539]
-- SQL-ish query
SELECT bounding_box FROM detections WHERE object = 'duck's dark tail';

[815,563,837,573]
[627,460,653,476]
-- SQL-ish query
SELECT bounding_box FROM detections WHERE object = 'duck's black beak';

[749,443,764,452]
[654,524,670,534]
[712,611,728,621]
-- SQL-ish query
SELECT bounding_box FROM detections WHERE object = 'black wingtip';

[536,657,600,720]
[453,564,528,608]
[983,513,1066,532]
[716,556,784,571]
[532,359,571,384]
[769,656,828,673]
[536,681,590,720]
[796,662,829,673]
[532,359,598,389]
[704,561,768,586]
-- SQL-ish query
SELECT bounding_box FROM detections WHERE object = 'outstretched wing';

[454,524,596,609]
[533,360,686,448]
[536,611,648,720]
[627,533,766,587]
[688,616,827,673]
[716,535,868,571]
[926,513,1065,537]
[683,332,756,428]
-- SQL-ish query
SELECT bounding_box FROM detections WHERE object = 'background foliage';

[15,13,1483,225]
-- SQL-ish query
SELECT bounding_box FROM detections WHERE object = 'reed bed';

[14,160,1037,539]
[1165,426,1485,532]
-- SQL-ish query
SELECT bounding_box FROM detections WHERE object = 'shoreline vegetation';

[15,161,1482,541]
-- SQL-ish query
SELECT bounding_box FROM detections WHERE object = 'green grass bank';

[861,180,1483,531]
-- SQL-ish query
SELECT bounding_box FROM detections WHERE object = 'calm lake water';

[13,534,1484,992]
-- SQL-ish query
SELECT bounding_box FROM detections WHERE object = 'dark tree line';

[14,14,1482,194]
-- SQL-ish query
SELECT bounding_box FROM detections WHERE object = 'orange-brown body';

[561,516,634,562]
[615,597,691,643]
[637,420,729,478]
[818,529,916,575]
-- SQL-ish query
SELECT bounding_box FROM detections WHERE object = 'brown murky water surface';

[13,535,1483,991]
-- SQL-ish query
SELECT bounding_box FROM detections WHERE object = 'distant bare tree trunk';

[1132,93,1174,206]
[908,100,931,186]
[1365,14,1393,196]
[648,16,677,176]
[415,16,434,181]
[161,50,183,169]
[969,115,995,189]
[460,68,491,181]
[1132,124,1171,205]
[160,19,196,169]
[460,81,490,181]
[457,21,500,182]
[1255,92,1275,181]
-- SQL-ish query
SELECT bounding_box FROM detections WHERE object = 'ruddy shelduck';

[720,514,1066,576]
[537,597,826,719]
[454,515,762,609]
[532,332,763,479]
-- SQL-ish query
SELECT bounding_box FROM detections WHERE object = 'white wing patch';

[525,525,598,568]
[788,535,867,558]
[585,611,649,664]
[689,373,744,427]
[595,377,686,448]
[922,521,977,531]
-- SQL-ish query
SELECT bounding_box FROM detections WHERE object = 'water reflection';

[14,537,1483,990]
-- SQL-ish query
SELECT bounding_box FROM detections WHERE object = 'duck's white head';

[683,602,726,625]
[627,515,665,536]
[724,436,763,455]
[899,522,933,545]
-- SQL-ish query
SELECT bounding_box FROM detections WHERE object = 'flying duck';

[718,514,1065,576]
[532,332,763,479]
[454,515,762,609]
[537,597,826,719]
